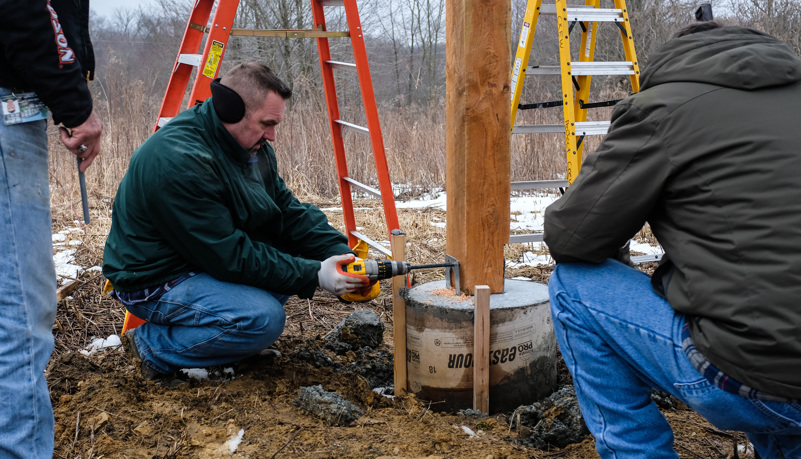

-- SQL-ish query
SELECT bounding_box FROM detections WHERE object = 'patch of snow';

[81,335,122,355]
[181,368,209,380]
[53,249,82,279]
[507,250,553,268]
[223,428,245,453]
[459,425,477,437]
[396,190,447,210]
[372,386,394,399]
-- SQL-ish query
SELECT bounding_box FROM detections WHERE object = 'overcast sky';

[90,0,156,19]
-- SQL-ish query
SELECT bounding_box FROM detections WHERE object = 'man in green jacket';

[103,62,370,380]
[544,23,801,457]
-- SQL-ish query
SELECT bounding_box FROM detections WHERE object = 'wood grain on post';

[473,285,491,413]
[445,0,511,295]
[390,230,408,396]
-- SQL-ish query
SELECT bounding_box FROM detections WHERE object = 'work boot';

[121,329,176,382]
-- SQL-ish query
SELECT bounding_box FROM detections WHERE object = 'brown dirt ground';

[49,203,756,459]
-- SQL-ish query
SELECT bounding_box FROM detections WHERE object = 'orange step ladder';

[123,0,399,334]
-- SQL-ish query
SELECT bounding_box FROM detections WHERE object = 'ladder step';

[157,117,172,127]
[177,54,203,67]
[350,231,392,257]
[540,4,625,22]
[336,120,369,135]
[326,60,356,71]
[513,121,610,135]
[319,0,344,6]
[509,233,544,244]
[528,61,635,76]
[511,180,569,190]
[344,177,382,198]
[630,253,664,264]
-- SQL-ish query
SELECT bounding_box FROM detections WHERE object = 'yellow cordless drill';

[341,259,456,281]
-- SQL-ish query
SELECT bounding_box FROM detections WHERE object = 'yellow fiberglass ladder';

[508,0,640,245]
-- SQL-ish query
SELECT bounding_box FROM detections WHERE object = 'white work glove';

[317,254,369,295]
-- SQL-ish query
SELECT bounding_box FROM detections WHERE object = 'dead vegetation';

[48,192,755,458]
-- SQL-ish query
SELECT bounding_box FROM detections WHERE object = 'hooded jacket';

[0,0,95,127]
[544,27,801,398]
[103,100,352,299]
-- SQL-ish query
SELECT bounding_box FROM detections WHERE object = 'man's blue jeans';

[549,259,801,458]
[124,274,289,374]
[0,93,56,458]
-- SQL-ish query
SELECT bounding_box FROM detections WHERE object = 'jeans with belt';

[0,87,55,458]
[549,259,801,458]
[122,273,289,375]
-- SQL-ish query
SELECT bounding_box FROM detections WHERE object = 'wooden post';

[473,285,491,413]
[445,0,511,295]
[390,230,408,396]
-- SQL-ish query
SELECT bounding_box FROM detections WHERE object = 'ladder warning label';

[202,40,225,79]
[518,22,530,49]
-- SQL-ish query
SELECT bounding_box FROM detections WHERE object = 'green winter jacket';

[103,100,352,299]
[544,27,801,398]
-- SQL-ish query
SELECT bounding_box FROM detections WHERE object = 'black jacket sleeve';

[0,0,93,127]
[543,101,672,263]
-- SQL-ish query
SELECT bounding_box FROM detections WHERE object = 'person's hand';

[59,109,103,173]
[318,254,370,295]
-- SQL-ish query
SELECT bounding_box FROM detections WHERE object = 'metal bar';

[513,121,612,135]
[343,177,381,198]
[230,28,348,38]
[511,179,569,190]
[177,54,203,67]
[335,119,369,135]
[350,231,392,257]
[631,253,663,264]
[509,233,544,243]
[540,4,624,22]
[445,254,461,292]
[326,60,357,71]
[77,158,90,224]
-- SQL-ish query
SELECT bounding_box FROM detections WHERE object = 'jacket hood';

[640,26,801,91]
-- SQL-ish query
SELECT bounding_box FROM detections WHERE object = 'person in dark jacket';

[544,22,801,458]
[0,0,103,457]
[103,62,372,382]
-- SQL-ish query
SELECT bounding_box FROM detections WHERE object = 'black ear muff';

[210,78,246,123]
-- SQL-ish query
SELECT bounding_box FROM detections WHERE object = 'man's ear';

[210,78,246,123]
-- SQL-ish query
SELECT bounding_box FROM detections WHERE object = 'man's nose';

[264,127,275,142]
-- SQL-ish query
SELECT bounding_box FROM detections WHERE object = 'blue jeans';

[549,259,801,458]
[124,274,289,374]
[0,91,55,458]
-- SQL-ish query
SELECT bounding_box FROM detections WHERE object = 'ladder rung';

[336,120,369,135]
[344,177,382,198]
[230,29,349,38]
[178,54,203,67]
[157,117,172,127]
[350,231,392,257]
[513,121,610,135]
[319,0,345,6]
[509,233,544,244]
[540,4,625,22]
[528,62,635,76]
[631,253,664,264]
[511,180,569,190]
[326,60,357,71]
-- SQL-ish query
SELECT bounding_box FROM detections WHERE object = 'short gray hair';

[220,62,292,114]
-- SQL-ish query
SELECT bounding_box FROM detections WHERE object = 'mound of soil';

[49,294,753,458]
